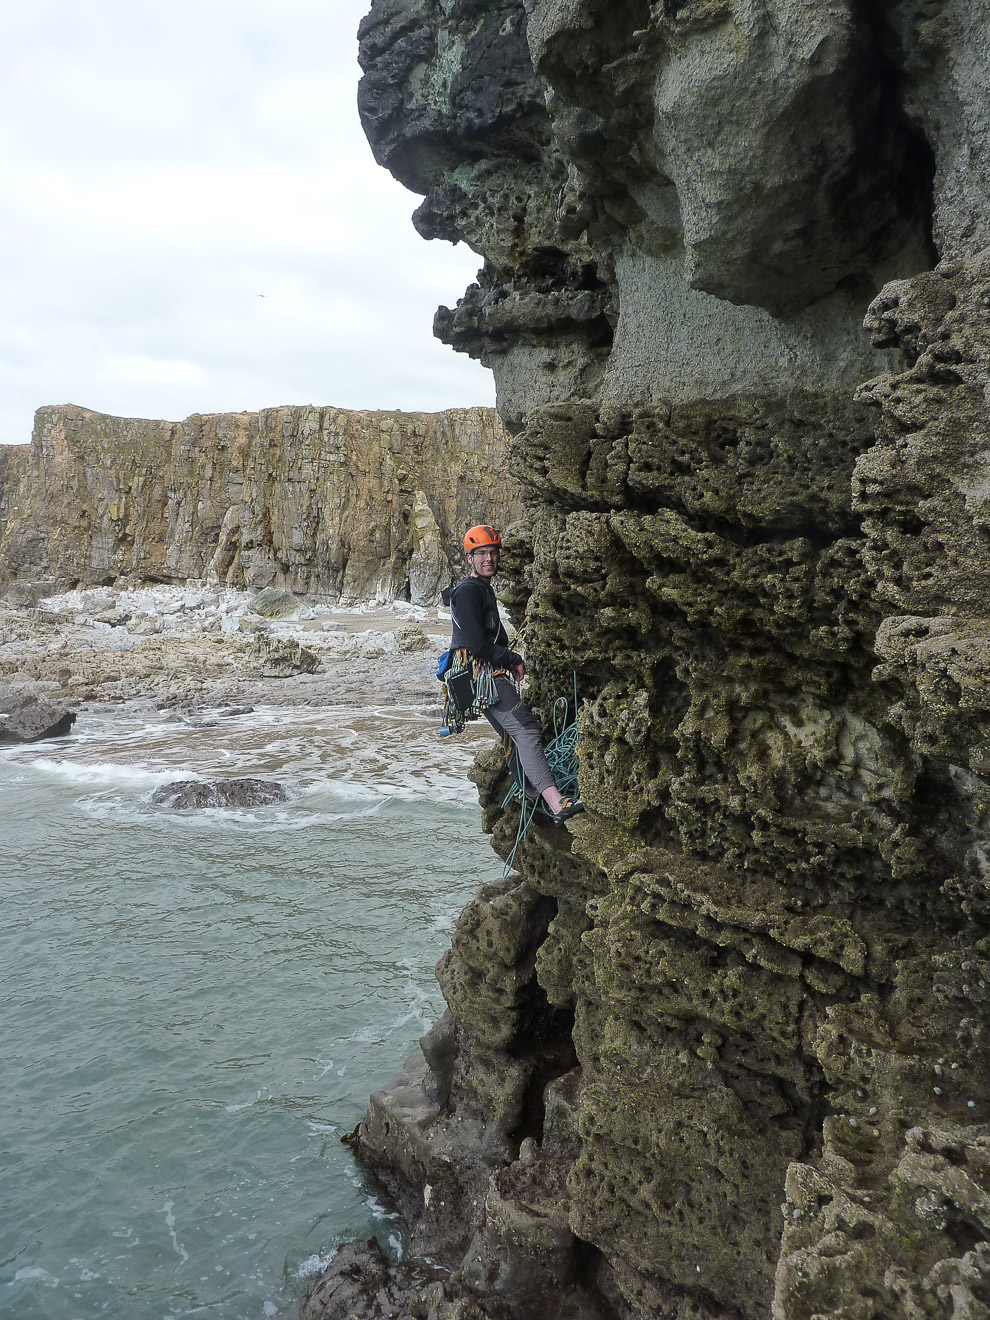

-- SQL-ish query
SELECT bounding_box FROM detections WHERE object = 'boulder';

[256,635,321,677]
[150,778,288,808]
[0,683,77,744]
[126,613,162,636]
[250,587,302,619]
[394,623,431,652]
[238,615,270,634]
[300,1239,446,1320]
[1,580,60,608]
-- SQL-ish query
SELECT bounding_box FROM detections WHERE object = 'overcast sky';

[0,0,494,446]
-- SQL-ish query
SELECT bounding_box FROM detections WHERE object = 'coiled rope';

[501,672,580,877]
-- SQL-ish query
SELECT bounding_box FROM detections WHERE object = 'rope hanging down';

[501,673,581,877]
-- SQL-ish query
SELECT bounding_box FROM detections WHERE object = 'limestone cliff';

[0,403,519,604]
[303,3,990,1320]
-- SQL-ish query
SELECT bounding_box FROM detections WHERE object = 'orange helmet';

[464,524,502,552]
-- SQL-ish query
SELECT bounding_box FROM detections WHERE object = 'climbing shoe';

[549,796,584,825]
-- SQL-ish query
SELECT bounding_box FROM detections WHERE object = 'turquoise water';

[0,707,495,1319]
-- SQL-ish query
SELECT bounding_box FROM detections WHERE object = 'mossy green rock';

[307,5,990,1320]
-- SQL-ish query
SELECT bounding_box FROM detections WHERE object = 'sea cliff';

[0,403,518,605]
[304,3,990,1319]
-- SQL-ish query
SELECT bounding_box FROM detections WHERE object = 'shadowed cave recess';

[303,2,990,1318]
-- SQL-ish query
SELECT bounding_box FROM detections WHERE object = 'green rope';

[501,673,580,876]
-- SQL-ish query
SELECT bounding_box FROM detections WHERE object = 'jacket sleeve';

[454,580,522,668]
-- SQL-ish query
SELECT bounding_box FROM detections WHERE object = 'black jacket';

[442,575,522,668]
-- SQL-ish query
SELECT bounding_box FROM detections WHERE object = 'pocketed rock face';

[301,4,990,1320]
[767,247,990,1320]
[0,403,519,604]
[357,0,943,431]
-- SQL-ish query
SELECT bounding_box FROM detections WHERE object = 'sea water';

[0,705,497,1319]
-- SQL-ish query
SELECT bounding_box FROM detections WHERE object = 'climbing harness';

[500,673,581,877]
[437,616,528,736]
[438,648,506,736]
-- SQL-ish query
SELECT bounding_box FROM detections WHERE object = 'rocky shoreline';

[0,583,450,725]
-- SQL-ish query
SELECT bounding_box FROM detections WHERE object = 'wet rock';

[150,778,288,809]
[0,687,76,743]
[300,1239,451,1320]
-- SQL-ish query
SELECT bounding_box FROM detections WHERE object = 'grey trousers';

[484,676,556,796]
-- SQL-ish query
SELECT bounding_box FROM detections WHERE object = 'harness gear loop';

[438,649,517,736]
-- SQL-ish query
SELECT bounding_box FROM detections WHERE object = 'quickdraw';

[438,649,512,736]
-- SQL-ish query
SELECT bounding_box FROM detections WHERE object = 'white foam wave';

[11,757,169,790]
[343,994,438,1047]
[296,778,388,805]
[295,1248,336,1281]
[163,1199,190,1264]
[74,796,391,831]
[13,1267,60,1288]
[344,1024,387,1045]
[0,701,491,816]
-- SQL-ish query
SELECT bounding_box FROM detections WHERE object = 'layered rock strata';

[303,3,990,1319]
[0,403,518,604]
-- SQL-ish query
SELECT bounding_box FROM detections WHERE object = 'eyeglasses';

[470,549,500,559]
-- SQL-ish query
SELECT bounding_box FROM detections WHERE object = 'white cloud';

[0,0,492,444]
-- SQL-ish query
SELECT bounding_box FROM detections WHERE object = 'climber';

[440,524,583,824]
